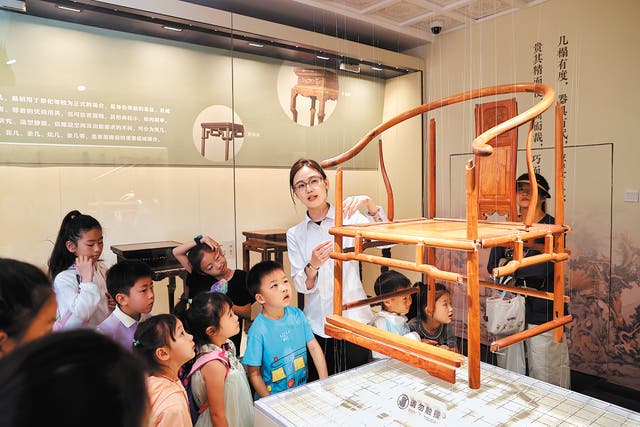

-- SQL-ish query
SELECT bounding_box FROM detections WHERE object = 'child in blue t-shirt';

[243,261,328,398]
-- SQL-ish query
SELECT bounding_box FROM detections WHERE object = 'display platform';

[254,358,639,426]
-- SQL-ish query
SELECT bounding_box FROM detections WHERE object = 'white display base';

[254,358,639,426]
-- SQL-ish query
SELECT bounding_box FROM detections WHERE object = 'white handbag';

[486,291,525,336]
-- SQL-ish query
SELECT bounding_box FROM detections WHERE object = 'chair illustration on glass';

[321,83,572,389]
[200,122,244,161]
[290,68,339,126]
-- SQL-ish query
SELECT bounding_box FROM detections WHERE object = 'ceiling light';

[6,59,17,65]
[339,63,360,73]
[56,5,82,12]
[248,42,263,48]
[162,26,182,32]
[77,85,86,91]
[316,55,330,60]
[371,66,383,71]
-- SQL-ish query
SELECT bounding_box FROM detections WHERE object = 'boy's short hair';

[106,260,153,301]
[374,270,411,296]
[246,260,284,298]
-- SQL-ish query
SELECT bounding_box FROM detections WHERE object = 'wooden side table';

[290,68,339,126]
[242,229,288,271]
[200,122,244,161]
[110,241,186,314]
[242,229,305,308]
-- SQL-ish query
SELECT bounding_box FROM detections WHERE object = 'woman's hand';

[310,240,333,270]
[342,195,376,219]
[75,255,94,283]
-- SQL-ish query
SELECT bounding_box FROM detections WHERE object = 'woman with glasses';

[172,235,254,356]
[487,172,570,388]
[286,158,386,379]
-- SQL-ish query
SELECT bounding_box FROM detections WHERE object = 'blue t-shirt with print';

[243,306,314,395]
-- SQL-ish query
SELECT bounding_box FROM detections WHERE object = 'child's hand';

[310,240,332,270]
[75,256,94,283]
[421,338,439,346]
[106,292,116,312]
[201,235,219,251]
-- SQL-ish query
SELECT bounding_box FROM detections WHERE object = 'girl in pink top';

[133,314,196,427]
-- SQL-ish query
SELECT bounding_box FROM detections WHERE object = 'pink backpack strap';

[187,349,230,416]
[188,349,230,380]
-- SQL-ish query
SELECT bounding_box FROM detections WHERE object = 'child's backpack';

[180,349,230,424]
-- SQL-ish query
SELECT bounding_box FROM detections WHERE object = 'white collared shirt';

[112,305,140,327]
[287,204,380,337]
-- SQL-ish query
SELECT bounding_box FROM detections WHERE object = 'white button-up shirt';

[287,204,377,337]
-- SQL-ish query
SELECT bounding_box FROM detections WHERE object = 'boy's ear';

[155,346,170,362]
[115,293,127,306]
[65,240,77,253]
[254,293,265,304]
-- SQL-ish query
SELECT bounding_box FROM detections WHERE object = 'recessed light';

[56,5,82,12]
[371,66,383,71]
[77,85,86,92]
[248,42,264,48]
[162,26,183,32]
[317,55,330,60]
[6,59,17,65]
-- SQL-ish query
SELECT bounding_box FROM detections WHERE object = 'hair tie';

[133,339,141,347]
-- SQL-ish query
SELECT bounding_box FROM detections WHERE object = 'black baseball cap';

[516,173,551,199]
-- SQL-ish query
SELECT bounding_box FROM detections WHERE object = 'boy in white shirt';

[97,260,154,349]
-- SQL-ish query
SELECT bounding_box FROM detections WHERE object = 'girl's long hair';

[48,210,101,278]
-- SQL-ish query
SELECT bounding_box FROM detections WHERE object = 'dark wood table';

[110,241,187,314]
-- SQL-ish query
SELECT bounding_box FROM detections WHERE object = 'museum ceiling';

[4,0,547,78]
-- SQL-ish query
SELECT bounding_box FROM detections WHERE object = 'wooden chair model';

[321,83,572,389]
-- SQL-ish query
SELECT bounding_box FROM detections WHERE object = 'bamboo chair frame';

[321,83,572,389]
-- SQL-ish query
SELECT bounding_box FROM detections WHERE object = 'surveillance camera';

[430,21,443,35]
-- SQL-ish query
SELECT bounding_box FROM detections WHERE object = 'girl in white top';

[185,292,253,427]
[287,159,386,376]
[48,210,113,330]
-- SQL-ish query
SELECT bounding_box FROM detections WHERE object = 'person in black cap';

[487,172,570,388]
